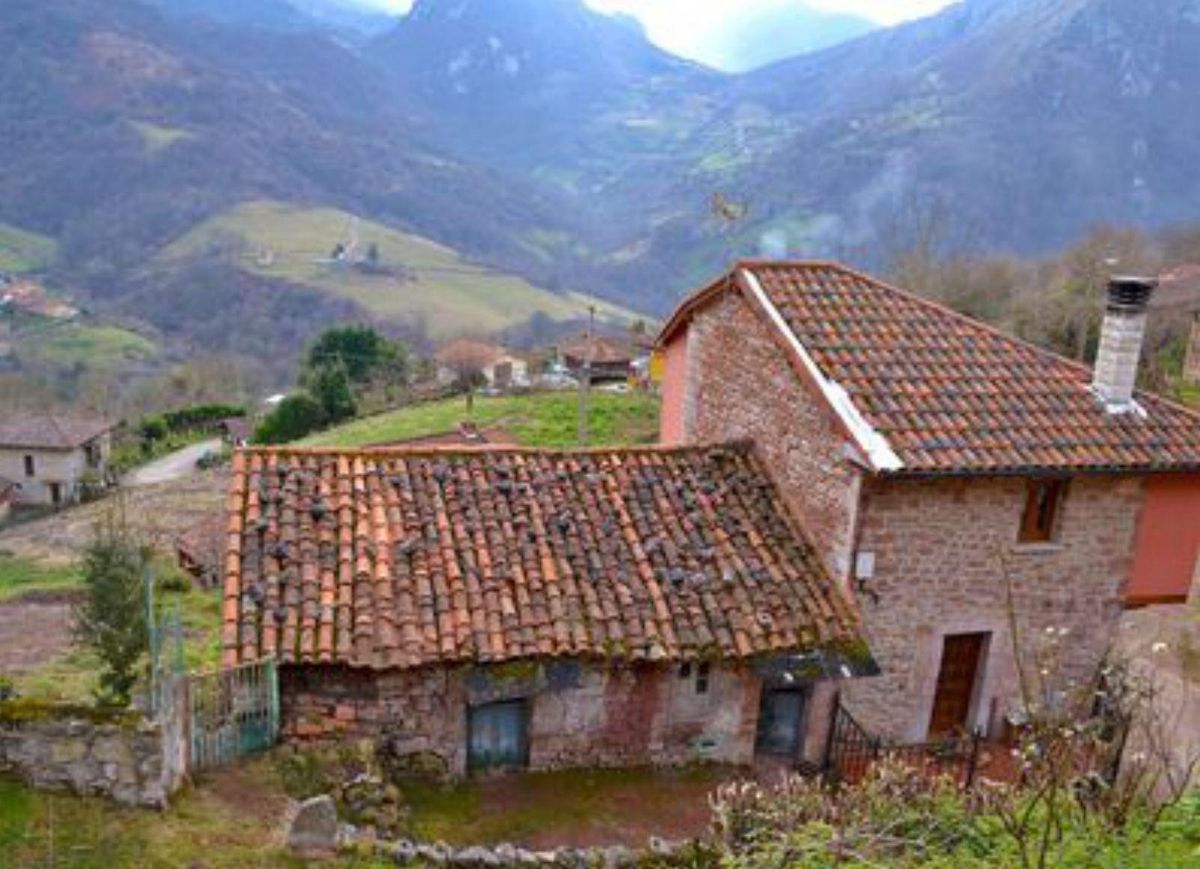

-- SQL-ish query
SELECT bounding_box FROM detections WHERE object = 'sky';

[355,1,958,29]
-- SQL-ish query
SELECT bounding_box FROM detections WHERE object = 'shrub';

[255,394,327,444]
[72,512,150,708]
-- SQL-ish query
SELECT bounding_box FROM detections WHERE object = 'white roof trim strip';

[742,268,904,473]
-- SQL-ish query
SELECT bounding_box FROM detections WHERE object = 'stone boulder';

[288,794,339,856]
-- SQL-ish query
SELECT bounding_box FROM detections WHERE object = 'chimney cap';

[1107,276,1157,311]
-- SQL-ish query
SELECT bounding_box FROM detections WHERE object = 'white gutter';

[742,269,904,473]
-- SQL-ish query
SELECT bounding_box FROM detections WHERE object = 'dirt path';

[0,469,228,562]
[0,595,74,676]
[125,439,222,487]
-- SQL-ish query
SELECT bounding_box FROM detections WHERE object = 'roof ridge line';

[241,440,756,458]
[739,268,904,473]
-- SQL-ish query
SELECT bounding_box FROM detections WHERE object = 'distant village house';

[435,340,530,391]
[0,412,115,508]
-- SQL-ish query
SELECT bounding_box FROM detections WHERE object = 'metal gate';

[188,658,280,772]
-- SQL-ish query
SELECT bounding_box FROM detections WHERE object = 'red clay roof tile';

[222,444,863,669]
[664,261,1200,475]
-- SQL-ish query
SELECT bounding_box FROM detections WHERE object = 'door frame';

[754,685,812,761]
[466,698,531,773]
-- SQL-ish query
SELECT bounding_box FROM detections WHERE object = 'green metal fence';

[188,658,280,773]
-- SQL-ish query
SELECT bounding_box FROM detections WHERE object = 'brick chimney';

[1092,276,1157,411]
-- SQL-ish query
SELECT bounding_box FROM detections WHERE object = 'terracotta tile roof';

[662,261,1200,475]
[222,444,864,669]
[0,412,114,450]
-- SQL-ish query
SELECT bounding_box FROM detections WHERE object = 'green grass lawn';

[2,553,223,702]
[0,763,388,869]
[0,222,57,273]
[159,200,637,340]
[0,555,80,602]
[400,765,729,847]
[301,391,660,449]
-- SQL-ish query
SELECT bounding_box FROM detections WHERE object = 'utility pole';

[578,305,595,447]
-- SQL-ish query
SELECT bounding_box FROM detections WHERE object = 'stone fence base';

[0,690,188,809]
[343,827,705,868]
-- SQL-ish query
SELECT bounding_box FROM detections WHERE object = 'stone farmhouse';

[221,444,876,776]
[0,412,115,508]
[658,261,1200,743]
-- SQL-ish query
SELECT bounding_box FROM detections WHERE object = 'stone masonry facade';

[0,714,178,808]
[673,291,862,582]
[845,474,1142,742]
[281,661,837,776]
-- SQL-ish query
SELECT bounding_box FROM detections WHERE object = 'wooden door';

[755,688,808,757]
[468,700,529,772]
[928,633,987,736]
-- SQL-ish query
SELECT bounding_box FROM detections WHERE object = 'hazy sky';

[359,1,958,28]
[350,1,958,64]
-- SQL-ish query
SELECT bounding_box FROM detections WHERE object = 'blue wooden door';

[756,689,808,757]
[468,700,529,772]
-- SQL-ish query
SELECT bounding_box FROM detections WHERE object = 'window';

[1019,479,1066,543]
[23,455,34,478]
[679,661,711,695]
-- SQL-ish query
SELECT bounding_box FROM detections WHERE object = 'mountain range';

[2,0,1199,373]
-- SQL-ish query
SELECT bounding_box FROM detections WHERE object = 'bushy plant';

[255,394,327,444]
[72,512,150,707]
[712,761,995,867]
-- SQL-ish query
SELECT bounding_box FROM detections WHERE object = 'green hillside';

[160,201,636,340]
[0,223,57,273]
[302,392,660,449]
[16,322,158,371]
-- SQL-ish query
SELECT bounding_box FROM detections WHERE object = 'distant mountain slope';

[6,0,1200,357]
[156,200,633,339]
[698,1,876,72]
[0,0,596,367]
[369,0,722,184]
[613,0,1200,295]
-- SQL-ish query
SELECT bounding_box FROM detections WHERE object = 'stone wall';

[674,290,864,583]
[844,474,1142,742]
[281,660,838,776]
[0,702,177,808]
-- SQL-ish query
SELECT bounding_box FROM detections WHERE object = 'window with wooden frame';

[1018,479,1067,543]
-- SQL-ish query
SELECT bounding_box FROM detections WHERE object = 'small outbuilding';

[222,443,875,776]
[0,412,114,508]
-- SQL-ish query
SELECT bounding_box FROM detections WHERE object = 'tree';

[255,394,327,444]
[303,324,409,389]
[73,511,150,708]
[308,357,357,424]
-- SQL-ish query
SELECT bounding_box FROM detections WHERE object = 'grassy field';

[159,200,636,340]
[0,551,222,703]
[0,555,80,602]
[0,222,57,273]
[301,391,660,449]
[0,761,388,869]
[20,322,159,370]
